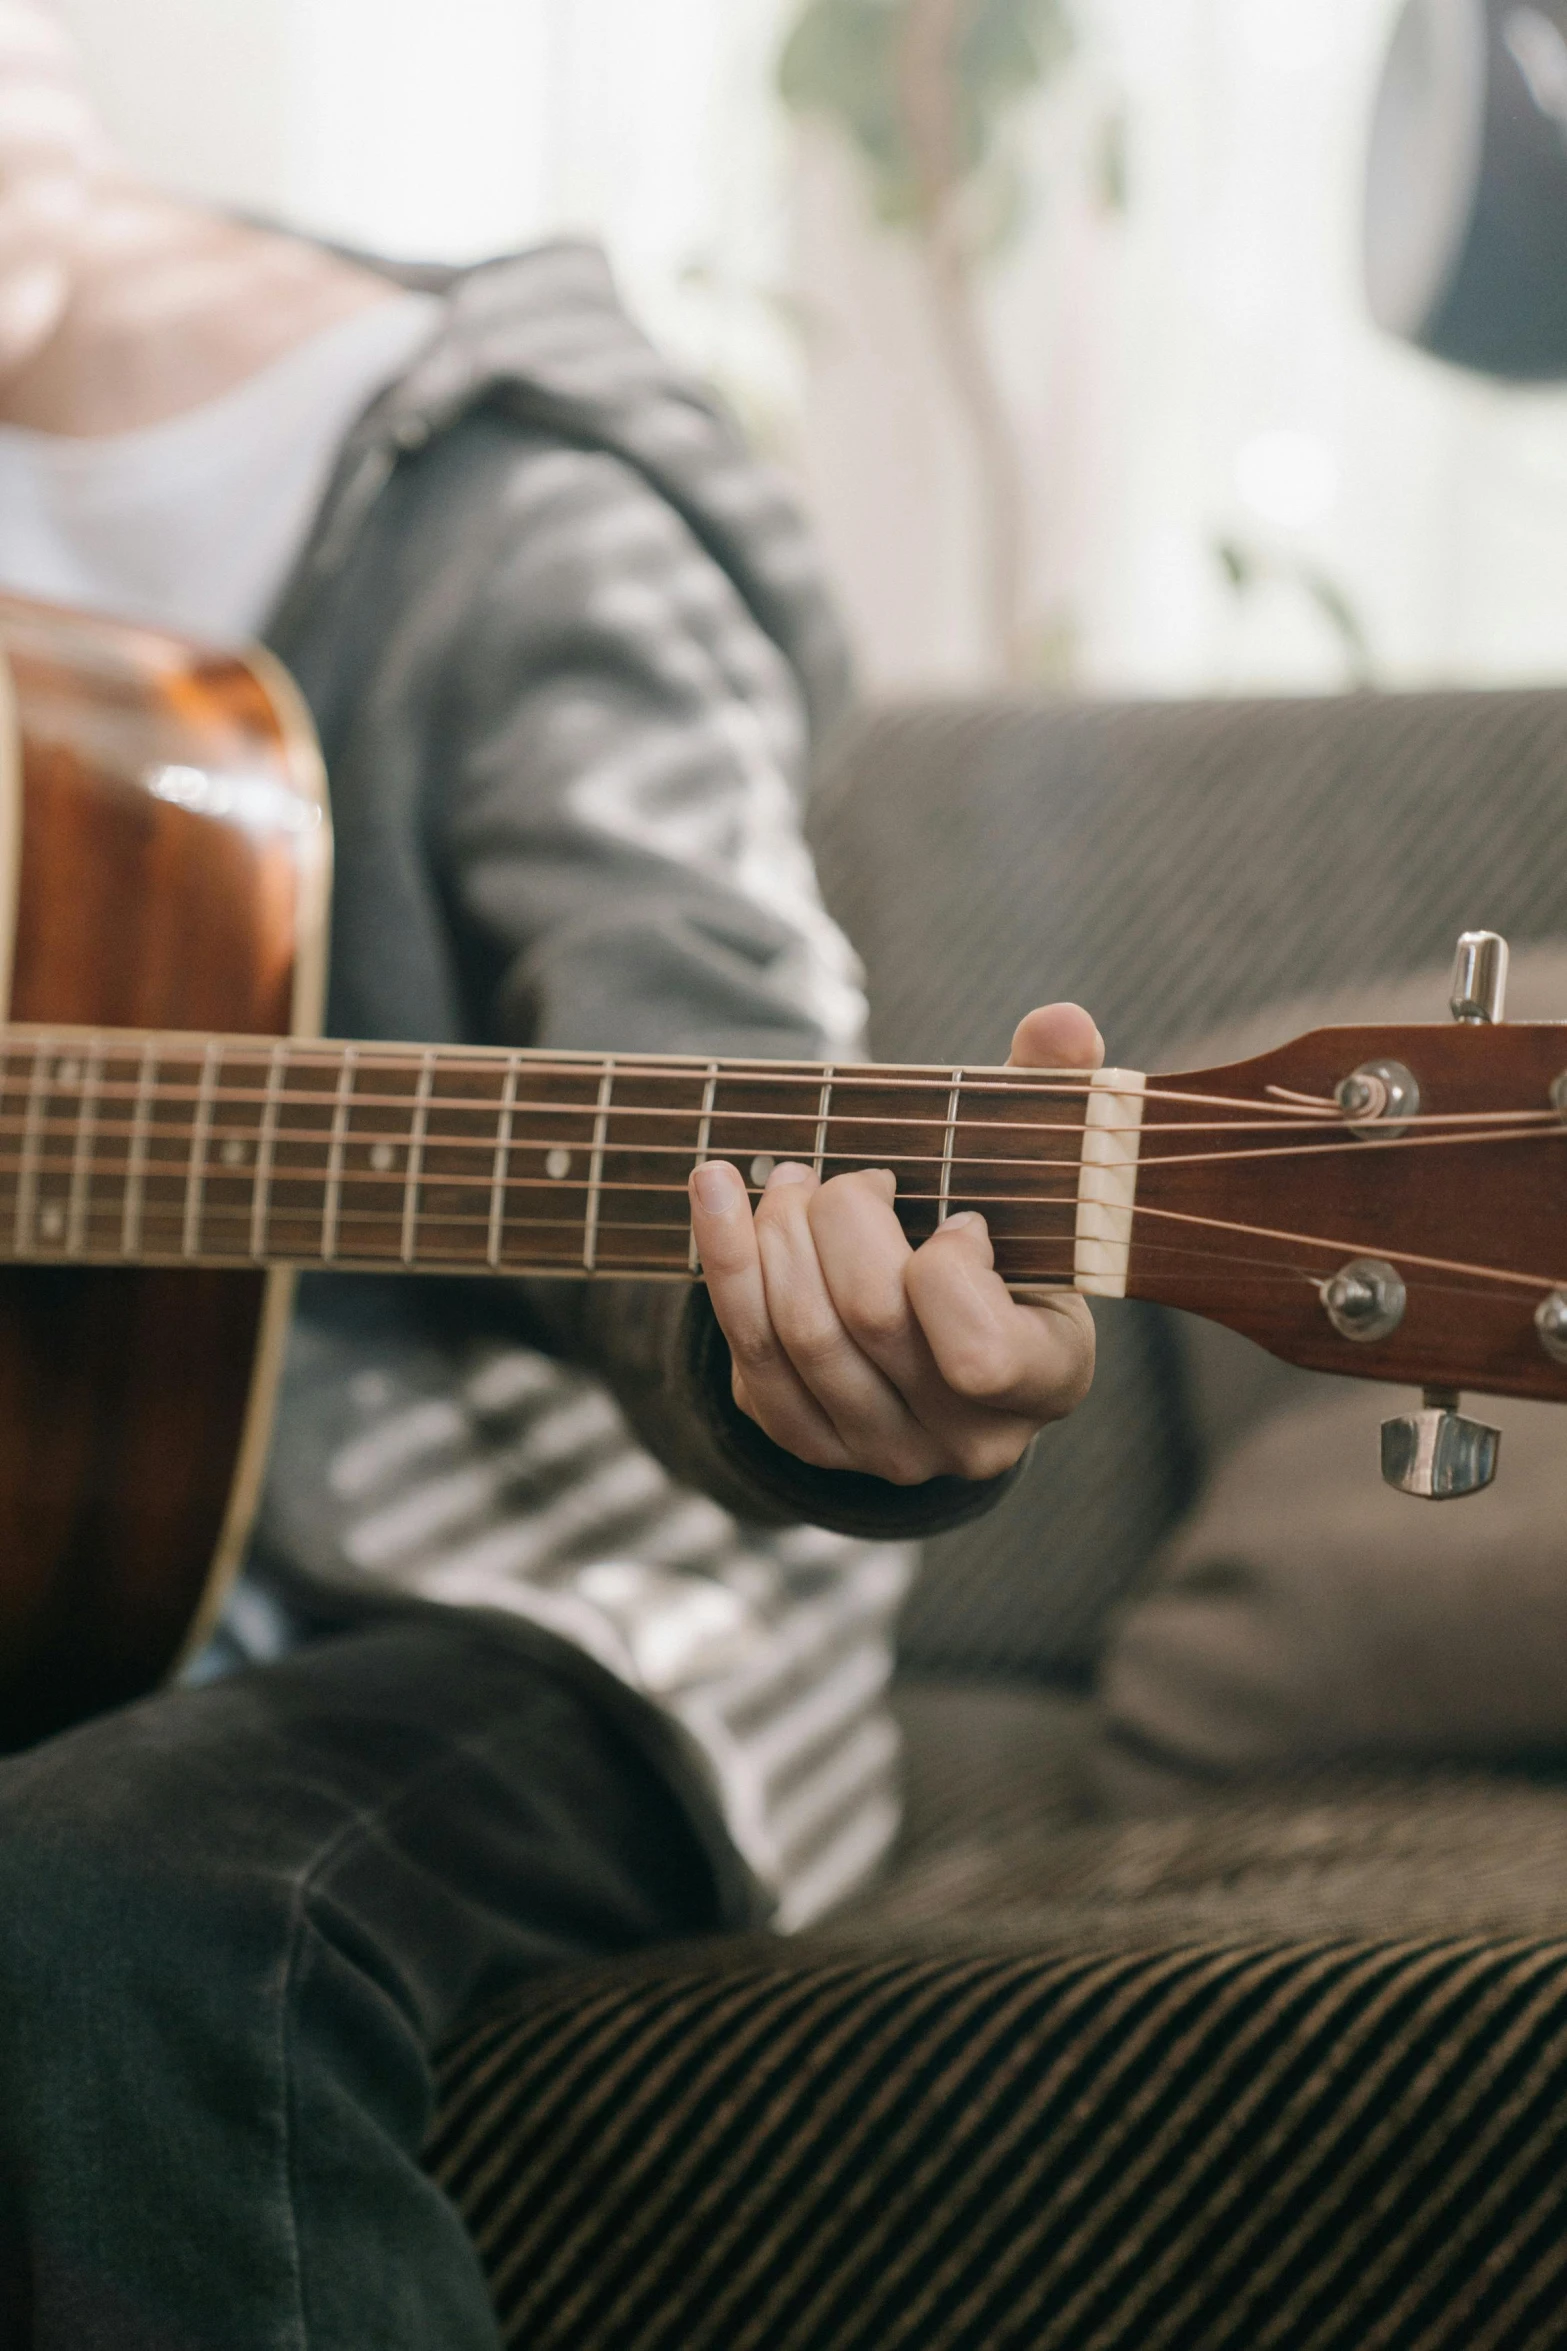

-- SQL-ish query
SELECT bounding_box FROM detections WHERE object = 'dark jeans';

[0,1617,731,2349]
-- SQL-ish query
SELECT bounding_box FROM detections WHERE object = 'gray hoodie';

[243,242,1013,1924]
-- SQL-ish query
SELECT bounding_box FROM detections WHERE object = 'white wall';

[1086,0,1567,697]
[49,0,1567,700]
[53,0,295,220]
[54,0,794,399]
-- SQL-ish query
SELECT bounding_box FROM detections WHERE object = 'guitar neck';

[0,1027,1144,1294]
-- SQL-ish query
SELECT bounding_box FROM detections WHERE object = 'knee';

[0,1721,270,2019]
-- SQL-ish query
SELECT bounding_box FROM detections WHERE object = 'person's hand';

[688,1003,1104,1487]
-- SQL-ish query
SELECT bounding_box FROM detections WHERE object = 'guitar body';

[0,597,330,1748]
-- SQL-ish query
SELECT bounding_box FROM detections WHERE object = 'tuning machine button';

[1336,1060,1420,1140]
[1450,931,1510,1025]
[1321,1257,1407,1342]
[1381,1390,1500,1500]
[1366,937,1513,1502]
[1537,1292,1567,1366]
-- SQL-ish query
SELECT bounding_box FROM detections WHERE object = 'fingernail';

[940,1212,985,1236]
[692,1161,743,1212]
[766,1161,814,1190]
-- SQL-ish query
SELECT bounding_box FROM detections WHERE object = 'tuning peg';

[1450,931,1510,1024]
[1381,1389,1500,1500]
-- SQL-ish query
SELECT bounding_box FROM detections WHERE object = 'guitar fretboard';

[0,1030,1107,1287]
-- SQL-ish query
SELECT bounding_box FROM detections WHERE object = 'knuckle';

[950,1429,1029,1483]
[939,1344,1013,1406]
[778,1308,851,1374]
[817,1167,877,1205]
[725,1318,780,1376]
[810,1169,898,1230]
[872,1439,945,1488]
[753,1183,802,1229]
[837,1288,910,1352]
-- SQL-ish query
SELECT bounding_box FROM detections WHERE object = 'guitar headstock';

[1129,936,1567,1497]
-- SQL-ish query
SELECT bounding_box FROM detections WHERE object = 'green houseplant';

[780,0,1075,679]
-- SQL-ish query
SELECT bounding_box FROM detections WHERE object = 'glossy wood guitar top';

[0,595,328,1749]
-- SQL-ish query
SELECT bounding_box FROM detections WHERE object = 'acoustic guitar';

[1,595,1562,1751]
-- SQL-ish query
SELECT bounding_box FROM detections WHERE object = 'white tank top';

[0,290,441,642]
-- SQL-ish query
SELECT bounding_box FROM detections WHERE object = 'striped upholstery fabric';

[431,1929,1567,2350]
[807,691,1567,1677]
[429,1697,1567,2348]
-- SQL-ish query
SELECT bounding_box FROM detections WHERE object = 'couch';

[427,688,1567,2350]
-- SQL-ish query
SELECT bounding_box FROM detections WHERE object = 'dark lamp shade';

[1366,0,1567,378]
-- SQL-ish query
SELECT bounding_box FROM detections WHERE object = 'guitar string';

[58,1201,1520,1290]
[9,1051,1560,1126]
[0,1111,1560,1204]
[8,1186,1563,1303]
[0,1084,1559,1136]
[0,1104,1559,1183]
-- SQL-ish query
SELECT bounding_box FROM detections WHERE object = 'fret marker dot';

[40,1206,64,1241]
[750,1156,776,1188]
[56,1060,81,1087]
[370,1143,397,1175]
[546,1149,572,1181]
[221,1139,248,1168]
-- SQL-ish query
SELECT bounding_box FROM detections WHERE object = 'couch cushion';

[430,1682,1567,2350]
[432,1927,1567,2351]
[858,1684,1567,1951]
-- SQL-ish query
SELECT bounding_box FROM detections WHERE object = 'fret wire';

[938,1068,963,1227]
[813,1068,836,1180]
[65,1041,104,1258]
[400,1050,438,1267]
[13,1041,50,1256]
[583,1060,617,1273]
[487,1053,523,1269]
[251,1043,289,1261]
[320,1045,359,1264]
[689,1061,719,1276]
[182,1040,223,1261]
[122,1040,158,1259]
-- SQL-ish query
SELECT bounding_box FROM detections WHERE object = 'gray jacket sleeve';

[435,438,1021,1539]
